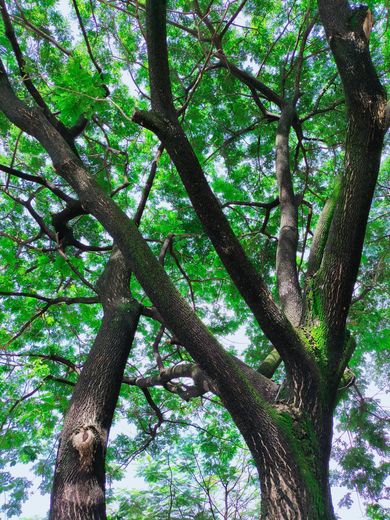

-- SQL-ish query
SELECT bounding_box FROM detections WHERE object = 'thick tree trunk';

[257,452,335,520]
[49,249,140,519]
[215,354,336,520]
[239,401,336,520]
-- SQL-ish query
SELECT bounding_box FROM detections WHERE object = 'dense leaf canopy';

[0,0,388,518]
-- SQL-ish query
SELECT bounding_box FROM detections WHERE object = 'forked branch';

[133,0,310,372]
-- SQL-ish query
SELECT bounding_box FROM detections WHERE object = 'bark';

[49,248,140,519]
[258,348,282,379]
[275,103,302,326]
[315,0,387,353]
[306,179,340,279]
[247,405,336,520]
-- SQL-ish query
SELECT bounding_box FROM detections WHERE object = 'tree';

[0,0,388,518]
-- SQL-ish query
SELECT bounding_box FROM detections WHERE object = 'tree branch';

[133,143,164,226]
[51,200,111,252]
[214,53,284,109]
[0,54,316,437]
[124,354,279,404]
[219,0,249,40]
[315,0,387,348]
[258,349,282,379]
[12,13,71,56]
[221,198,279,210]
[3,302,52,348]
[293,13,317,99]
[0,163,73,202]
[275,103,302,325]
[306,179,340,279]
[133,1,310,374]
[0,291,98,305]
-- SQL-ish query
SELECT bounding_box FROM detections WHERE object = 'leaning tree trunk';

[49,247,140,519]
[251,404,335,520]
[212,352,337,520]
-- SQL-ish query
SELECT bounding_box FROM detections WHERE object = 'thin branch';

[3,190,55,240]
[0,163,73,202]
[57,249,98,293]
[0,291,98,305]
[221,198,279,210]
[293,14,317,98]
[159,233,174,266]
[46,375,76,386]
[2,303,51,349]
[301,72,338,120]
[298,200,313,273]
[0,231,43,251]
[70,0,109,96]
[249,86,280,122]
[219,0,249,40]
[3,350,82,375]
[301,98,345,123]
[169,242,196,311]
[135,144,164,226]
[142,387,164,426]
[12,13,71,56]
[4,129,23,191]
[0,381,45,431]
[205,119,262,162]
[214,52,284,108]
[152,325,165,371]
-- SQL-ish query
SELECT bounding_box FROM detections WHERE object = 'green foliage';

[332,365,390,515]
[107,415,259,520]
[0,0,388,518]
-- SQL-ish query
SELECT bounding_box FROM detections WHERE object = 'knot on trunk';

[71,426,97,468]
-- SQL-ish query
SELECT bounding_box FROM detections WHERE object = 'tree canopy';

[0,0,388,519]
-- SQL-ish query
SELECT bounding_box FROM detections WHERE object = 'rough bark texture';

[49,248,140,519]
[252,409,335,520]
[275,103,302,326]
[315,0,387,355]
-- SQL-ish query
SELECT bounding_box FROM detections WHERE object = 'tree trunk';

[49,248,140,519]
[214,353,337,520]
[238,401,336,520]
[258,451,335,520]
